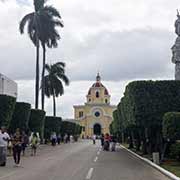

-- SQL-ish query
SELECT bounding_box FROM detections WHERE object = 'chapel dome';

[87,73,109,96]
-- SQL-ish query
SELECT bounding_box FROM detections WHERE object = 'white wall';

[0,74,17,98]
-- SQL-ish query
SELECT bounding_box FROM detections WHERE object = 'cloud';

[0,26,175,81]
[16,0,31,6]
[62,28,174,81]
[0,0,177,82]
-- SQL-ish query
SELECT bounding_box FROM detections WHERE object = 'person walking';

[50,132,57,146]
[92,134,96,145]
[21,131,29,156]
[30,133,39,156]
[104,133,111,151]
[100,134,104,147]
[57,134,61,145]
[0,126,10,166]
[7,135,13,156]
[64,134,68,144]
[111,135,117,152]
[12,128,22,166]
[70,135,74,143]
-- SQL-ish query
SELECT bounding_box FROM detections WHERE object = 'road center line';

[94,156,98,162]
[86,168,94,179]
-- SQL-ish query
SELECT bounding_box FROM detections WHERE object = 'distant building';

[74,73,116,137]
[0,74,17,98]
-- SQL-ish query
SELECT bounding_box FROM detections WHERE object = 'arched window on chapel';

[96,91,99,98]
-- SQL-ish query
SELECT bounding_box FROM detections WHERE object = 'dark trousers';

[57,138,61,145]
[51,139,56,146]
[0,147,7,166]
[101,139,104,146]
[13,145,21,164]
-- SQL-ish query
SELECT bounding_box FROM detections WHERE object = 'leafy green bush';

[163,112,180,141]
[170,143,180,161]
[0,95,16,127]
[9,102,31,133]
[29,109,46,139]
[44,116,62,139]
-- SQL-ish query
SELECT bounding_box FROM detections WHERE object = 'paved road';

[0,140,170,180]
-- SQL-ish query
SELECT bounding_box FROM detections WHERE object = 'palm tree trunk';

[35,38,40,109]
[53,92,56,117]
[41,45,46,110]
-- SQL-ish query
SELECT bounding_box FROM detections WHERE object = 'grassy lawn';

[161,160,180,177]
[121,143,129,149]
[121,144,180,177]
[121,144,153,160]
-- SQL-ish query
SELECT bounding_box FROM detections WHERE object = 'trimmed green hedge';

[163,112,180,141]
[44,116,62,139]
[74,124,82,135]
[9,102,31,133]
[61,121,82,136]
[123,81,180,127]
[112,109,123,135]
[113,80,180,153]
[29,109,46,139]
[0,95,16,127]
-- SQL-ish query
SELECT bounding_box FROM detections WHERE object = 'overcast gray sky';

[0,0,179,118]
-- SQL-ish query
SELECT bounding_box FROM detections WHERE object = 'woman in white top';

[0,127,10,166]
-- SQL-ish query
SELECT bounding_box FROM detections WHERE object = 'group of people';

[92,133,117,151]
[0,126,40,167]
[50,132,62,146]
[50,133,75,146]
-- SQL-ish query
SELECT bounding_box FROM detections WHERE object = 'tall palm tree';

[19,0,45,109]
[19,0,63,110]
[44,62,69,116]
[39,6,64,111]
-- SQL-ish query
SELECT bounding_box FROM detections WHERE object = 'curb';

[120,145,180,180]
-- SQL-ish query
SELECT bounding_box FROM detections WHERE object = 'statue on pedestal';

[175,10,180,36]
[171,10,180,80]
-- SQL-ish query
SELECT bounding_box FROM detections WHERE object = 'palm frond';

[45,64,51,73]
[52,78,64,97]
[46,29,61,48]
[43,5,61,19]
[53,19,63,27]
[51,62,65,74]
[44,75,52,97]
[34,14,43,37]
[57,73,70,86]
[27,17,36,45]
[55,62,65,68]
[19,13,34,34]
[38,12,62,48]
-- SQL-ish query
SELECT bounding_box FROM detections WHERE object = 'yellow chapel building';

[74,74,117,137]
